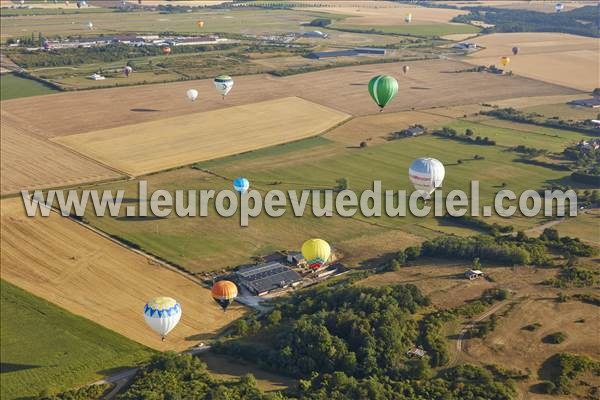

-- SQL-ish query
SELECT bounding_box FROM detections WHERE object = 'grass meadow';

[0,280,153,399]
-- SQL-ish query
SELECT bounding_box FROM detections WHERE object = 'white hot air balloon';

[408,157,445,199]
[143,297,181,341]
[186,89,198,102]
[87,21,94,30]
[213,75,234,99]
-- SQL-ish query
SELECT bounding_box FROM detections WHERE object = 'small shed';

[465,269,484,280]
[406,347,427,358]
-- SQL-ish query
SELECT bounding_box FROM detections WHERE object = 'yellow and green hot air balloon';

[301,239,331,270]
[500,56,510,67]
[368,75,398,112]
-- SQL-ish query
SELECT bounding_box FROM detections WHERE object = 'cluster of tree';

[483,107,599,135]
[543,331,567,344]
[467,314,498,338]
[509,145,547,157]
[432,127,496,146]
[440,215,514,236]
[215,284,430,379]
[38,384,109,400]
[307,18,332,27]
[543,265,599,288]
[7,32,45,47]
[577,189,600,208]
[451,6,599,38]
[9,42,240,68]
[297,364,515,400]
[382,246,420,272]
[420,229,596,266]
[114,352,273,400]
[540,353,600,395]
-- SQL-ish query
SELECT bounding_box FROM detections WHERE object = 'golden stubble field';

[53,97,350,176]
[298,4,468,25]
[465,32,600,91]
[437,0,596,12]
[0,110,122,195]
[1,59,578,139]
[0,198,246,350]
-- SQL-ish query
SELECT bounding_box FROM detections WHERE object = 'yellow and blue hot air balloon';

[143,297,182,341]
[301,239,331,270]
[211,280,238,311]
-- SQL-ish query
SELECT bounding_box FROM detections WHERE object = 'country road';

[93,345,211,399]
[449,301,508,367]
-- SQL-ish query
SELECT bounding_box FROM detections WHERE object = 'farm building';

[354,47,386,55]
[465,269,484,280]
[406,347,427,358]
[568,98,600,108]
[235,262,302,296]
[307,49,358,59]
[286,251,305,266]
[303,30,328,38]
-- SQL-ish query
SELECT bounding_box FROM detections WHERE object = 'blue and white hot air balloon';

[408,157,445,199]
[143,297,181,341]
[233,177,250,193]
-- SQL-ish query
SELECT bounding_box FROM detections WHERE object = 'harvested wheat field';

[298,4,467,25]
[1,60,578,139]
[0,198,246,350]
[436,1,595,12]
[54,97,349,176]
[465,32,599,91]
[325,109,453,145]
[0,112,121,196]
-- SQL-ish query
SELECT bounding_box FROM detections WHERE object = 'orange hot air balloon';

[211,280,238,311]
[197,20,204,28]
[162,46,171,55]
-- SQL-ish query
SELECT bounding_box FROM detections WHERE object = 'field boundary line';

[32,196,206,286]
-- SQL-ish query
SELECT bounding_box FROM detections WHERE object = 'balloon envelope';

[162,46,171,55]
[123,66,133,76]
[402,65,410,74]
[500,56,510,67]
[512,46,519,55]
[405,13,412,23]
[409,157,445,198]
[186,89,198,101]
[211,280,238,311]
[301,239,331,270]
[143,297,181,338]
[197,20,204,28]
[214,75,234,98]
[233,177,249,193]
[368,75,398,110]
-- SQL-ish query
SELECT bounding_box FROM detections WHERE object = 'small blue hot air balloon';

[233,177,250,193]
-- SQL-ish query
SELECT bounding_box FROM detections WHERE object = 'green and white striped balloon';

[368,75,398,111]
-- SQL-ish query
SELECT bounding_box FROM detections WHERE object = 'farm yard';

[1,0,599,398]
[464,32,600,91]
[53,97,350,176]
[0,198,247,350]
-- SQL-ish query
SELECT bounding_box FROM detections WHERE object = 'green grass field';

[1,9,346,40]
[81,119,583,272]
[0,280,153,399]
[332,22,480,37]
[0,73,58,100]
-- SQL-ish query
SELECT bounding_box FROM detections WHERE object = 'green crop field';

[0,73,58,100]
[0,8,347,40]
[332,22,480,37]
[81,119,581,272]
[446,119,594,152]
[0,280,153,400]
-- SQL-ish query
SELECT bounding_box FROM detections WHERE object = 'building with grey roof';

[235,262,302,296]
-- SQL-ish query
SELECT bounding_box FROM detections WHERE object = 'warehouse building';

[235,262,302,296]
